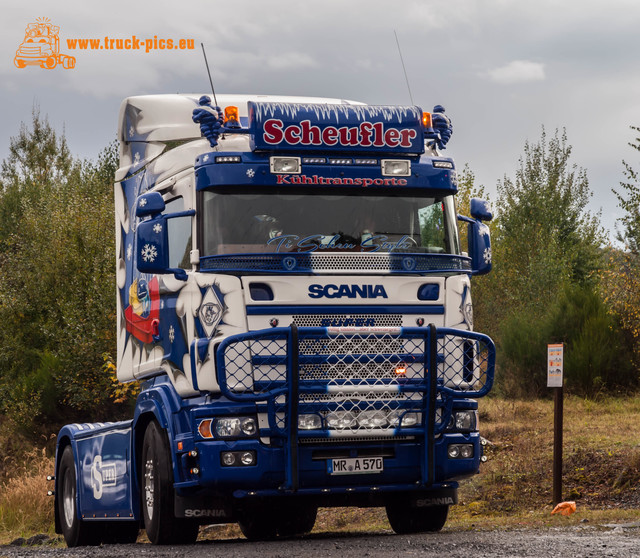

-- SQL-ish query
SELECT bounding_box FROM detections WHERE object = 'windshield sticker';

[267,234,416,253]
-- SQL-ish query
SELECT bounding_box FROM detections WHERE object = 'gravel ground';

[3,523,640,558]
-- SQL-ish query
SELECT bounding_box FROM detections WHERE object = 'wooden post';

[552,386,563,505]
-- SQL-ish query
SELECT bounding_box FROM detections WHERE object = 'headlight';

[446,410,478,432]
[213,417,258,438]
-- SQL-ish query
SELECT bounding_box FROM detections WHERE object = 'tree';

[613,126,640,253]
[494,128,603,320]
[0,111,122,431]
[483,128,613,396]
[0,106,72,247]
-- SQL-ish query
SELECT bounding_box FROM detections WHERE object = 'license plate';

[328,457,384,475]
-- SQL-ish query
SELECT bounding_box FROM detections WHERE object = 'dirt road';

[3,523,640,558]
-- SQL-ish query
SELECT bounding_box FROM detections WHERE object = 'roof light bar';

[215,156,241,163]
[302,157,327,164]
[329,158,352,165]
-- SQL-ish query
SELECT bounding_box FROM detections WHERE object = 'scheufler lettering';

[263,119,417,149]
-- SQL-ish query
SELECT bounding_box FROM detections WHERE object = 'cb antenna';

[394,30,414,106]
[200,43,219,107]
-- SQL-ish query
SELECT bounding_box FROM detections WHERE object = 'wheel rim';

[144,457,155,520]
[62,470,75,529]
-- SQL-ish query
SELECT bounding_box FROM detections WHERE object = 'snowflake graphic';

[246,168,255,178]
[203,154,210,162]
[483,247,492,265]
[139,197,147,207]
[126,244,132,261]
[134,152,141,165]
[153,223,163,234]
[141,243,158,263]
[169,325,175,344]
[128,125,134,138]
[479,224,490,237]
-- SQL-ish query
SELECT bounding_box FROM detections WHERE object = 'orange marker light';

[422,112,433,129]
[395,364,407,376]
[198,419,213,439]
[224,106,240,127]
[177,441,183,451]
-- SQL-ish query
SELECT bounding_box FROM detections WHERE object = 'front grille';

[292,314,403,328]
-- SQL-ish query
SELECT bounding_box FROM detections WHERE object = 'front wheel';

[386,503,448,534]
[141,421,199,545]
[57,446,103,547]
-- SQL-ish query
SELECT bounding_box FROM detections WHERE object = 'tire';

[276,504,317,538]
[62,56,76,69]
[386,503,449,534]
[14,57,26,68]
[44,56,57,69]
[141,421,199,545]
[57,445,103,547]
[238,504,279,541]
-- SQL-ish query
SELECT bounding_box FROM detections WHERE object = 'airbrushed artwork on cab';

[114,121,245,398]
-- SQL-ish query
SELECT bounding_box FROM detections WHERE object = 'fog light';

[389,411,421,427]
[299,414,322,430]
[270,157,301,174]
[222,452,236,466]
[326,411,356,429]
[448,444,474,459]
[241,452,255,466]
[357,410,388,428]
[460,445,474,458]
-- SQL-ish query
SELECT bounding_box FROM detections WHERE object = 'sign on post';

[547,343,564,388]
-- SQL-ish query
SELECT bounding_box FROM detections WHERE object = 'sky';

[2,0,639,240]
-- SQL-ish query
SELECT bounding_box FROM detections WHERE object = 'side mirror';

[467,219,492,275]
[136,192,165,218]
[470,198,493,222]
[136,209,195,281]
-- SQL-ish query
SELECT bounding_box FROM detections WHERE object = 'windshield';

[201,189,460,256]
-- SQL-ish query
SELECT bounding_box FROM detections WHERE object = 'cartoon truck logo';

[14,18,75,70]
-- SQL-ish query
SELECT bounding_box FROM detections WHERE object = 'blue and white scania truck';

[53,93,495,546]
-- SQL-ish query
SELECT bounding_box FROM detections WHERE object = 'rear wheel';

[141,421,199,544]
[386,503,448,534]
[57,446,103,547]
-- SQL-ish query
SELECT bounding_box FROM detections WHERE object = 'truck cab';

[54,93,494,546]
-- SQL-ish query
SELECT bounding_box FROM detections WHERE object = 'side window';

[165,197,192,269]
[418,201,446,252]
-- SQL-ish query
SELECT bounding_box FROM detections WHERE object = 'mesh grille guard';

[215,325,495,439]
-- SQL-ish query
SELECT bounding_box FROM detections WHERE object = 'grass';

[3,395,640,545]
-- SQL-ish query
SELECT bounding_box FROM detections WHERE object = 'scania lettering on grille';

[308,284,388,299]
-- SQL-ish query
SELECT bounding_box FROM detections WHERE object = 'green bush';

[498,285,636,398]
